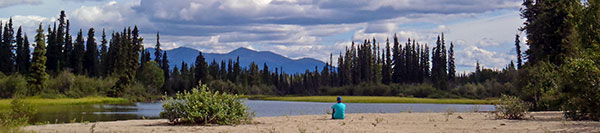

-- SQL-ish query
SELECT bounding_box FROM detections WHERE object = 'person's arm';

[332,108,336,119]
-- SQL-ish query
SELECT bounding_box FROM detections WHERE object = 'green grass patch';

[255,96,497,104]
[0,96,130,109]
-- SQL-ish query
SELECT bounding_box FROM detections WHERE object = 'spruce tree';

[515,34,522,69]
[448,42,456,82]
[208,59,219,80]
[382,38,392,84]
[162,51,170,93]
[100,29,108,77]
[63,20,73,70]
[0,19,15,74]
[520,0,581,65]
[233,57,241,83]
[391,34,402,83]
[46,23,58,73]
[423,44,430,80]
[84,28,99,77]
[194,52,208,85]
[262,63,270,84]
[220,60,227,80]
[154,32,162,67]
[73,29,85,74]
[29,24,49,95]
[16,26,30,74]
[22,34,31,74]
[55,10,66,70]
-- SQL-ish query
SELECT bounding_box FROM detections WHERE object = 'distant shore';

[25,112,599,133]
[0,96,129,109]
[249,95,497,104]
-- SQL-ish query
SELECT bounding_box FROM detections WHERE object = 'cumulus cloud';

[69,0,152,32]
[0,0,41,8]
[0,15,55,38]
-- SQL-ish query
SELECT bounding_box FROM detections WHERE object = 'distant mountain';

[146,47,327,74]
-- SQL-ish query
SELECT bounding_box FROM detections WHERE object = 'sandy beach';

[25,112,600,133]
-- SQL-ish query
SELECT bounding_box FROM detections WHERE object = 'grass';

[253,96,497,104]
[0,96,130,109]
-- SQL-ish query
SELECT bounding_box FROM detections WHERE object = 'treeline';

[0,11,154,100]
[173,32,517,99]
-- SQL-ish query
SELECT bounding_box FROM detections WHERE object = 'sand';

[25,112,600,133]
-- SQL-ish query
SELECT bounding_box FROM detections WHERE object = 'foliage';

[0,98,37,132]
[160,83,252,125]
[206,80,245,95]
[0,74,28,98]
[83,28,99,77]
[28,24,49,96]
[136,61,164,95]
[559,57,600,120]
[495,95,529,120]
[120,82,153,102]
[520,61,561,111]
[0,18,15,75]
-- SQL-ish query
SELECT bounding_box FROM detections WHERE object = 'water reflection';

[30,100,495,124]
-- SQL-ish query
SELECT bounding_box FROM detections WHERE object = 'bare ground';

[25,112,600,133]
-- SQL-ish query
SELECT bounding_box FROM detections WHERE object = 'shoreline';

[25,112,600,133]
[0,96,129,109]
[250,96,497,104]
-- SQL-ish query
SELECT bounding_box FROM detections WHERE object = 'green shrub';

[559,57,600,120]
[451,83,481,99]
[0,98,37,132]
[519,61,560,111]
[46,71,117,98]
[160,83,252,125]
[136,61,164,95]
[397,83,441,98]
[0,74,28,98]
[121,82,152,102]
[495,95,529,119]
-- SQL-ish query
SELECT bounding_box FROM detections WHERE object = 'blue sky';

[0,0,526,72]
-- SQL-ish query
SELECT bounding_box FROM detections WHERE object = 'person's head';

[337,96,342,103]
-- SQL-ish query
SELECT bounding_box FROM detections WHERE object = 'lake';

[31,100,495,124]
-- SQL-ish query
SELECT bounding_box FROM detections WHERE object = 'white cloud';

[0,15,55,38]
[70,0,152,31]
[0,0,41,8]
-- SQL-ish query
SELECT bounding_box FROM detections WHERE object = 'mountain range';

[146,47,327,74]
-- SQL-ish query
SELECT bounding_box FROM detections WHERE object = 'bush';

[495,95,529,119]
[160,83,252,125]
[396,83,448,98]
[121,82,152,102]
[519,61,560,111]
[451,83,481,99]
[136,61,164,95]
[247,84,276,95]
[46,71,117,98]
[0,74,28,98]
[559,57,600,120]
[0,98,37,132]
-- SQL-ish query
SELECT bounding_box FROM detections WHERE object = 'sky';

[0,0,527,73]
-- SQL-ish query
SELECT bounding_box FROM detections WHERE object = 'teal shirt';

[332,103,346,119]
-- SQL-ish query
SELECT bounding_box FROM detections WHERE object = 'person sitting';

[331,96,346,119]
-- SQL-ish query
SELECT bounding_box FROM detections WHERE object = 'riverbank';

[251,96,497,104]
[25,112,599,132]
[0,96,129,109]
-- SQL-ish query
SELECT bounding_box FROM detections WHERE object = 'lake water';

[31,100,495,124]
